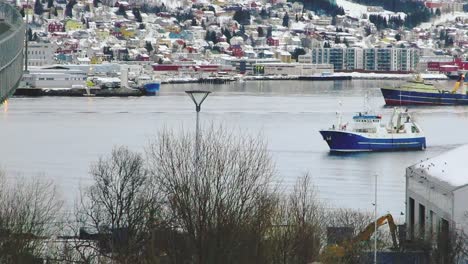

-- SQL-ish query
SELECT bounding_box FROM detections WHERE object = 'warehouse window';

[419,203,425,238]
[409,197,415,239]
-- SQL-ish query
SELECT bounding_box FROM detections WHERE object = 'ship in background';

[381,74,468,105]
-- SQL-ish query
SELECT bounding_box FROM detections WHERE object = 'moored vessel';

[381,74,468,105]
[319,108,426,152]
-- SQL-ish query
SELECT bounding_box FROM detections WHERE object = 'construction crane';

[320,214,399,261]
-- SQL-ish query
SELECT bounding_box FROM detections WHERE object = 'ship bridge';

[0,1,25,103]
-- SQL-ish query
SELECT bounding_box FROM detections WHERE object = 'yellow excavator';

[320,214,398,261]
[451,74,467,94]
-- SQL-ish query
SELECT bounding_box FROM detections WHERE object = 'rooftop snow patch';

[415,144,468,188]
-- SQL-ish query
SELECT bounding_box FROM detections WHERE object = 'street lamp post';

[185,90,211,162]
[374,173,378,264]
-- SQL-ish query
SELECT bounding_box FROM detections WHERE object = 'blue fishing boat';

[143,82,160,95]
[136,75,161,95]
[319,108,426,152]
[381,74,468,105]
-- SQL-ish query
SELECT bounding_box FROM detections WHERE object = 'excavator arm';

[352,213,398,249]
[452,74,465,94]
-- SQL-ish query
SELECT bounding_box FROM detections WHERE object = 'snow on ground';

[336,0,404,19]
[420,12,468,29]
[335,0,368,17]
[333,72,448,80]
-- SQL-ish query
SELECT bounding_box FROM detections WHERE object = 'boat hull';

[319,130,426,152]
[143,82,160,95]
[381,88,468,105]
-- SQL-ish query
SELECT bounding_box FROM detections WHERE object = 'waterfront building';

[406,145,468,240]
[309,48,345,70]
[345,48,364,70]
[253,63,333,76]
[307,48,419,72]
[27,42,56,67]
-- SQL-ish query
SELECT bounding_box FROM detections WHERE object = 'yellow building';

[276,50,292,63]
[65,19,83,31]
[120,27,135,39]
[96,29,110,40]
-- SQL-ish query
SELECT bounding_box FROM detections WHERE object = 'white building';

[254,63,333,76]
[406,145,468,240]
[27,42,56,67]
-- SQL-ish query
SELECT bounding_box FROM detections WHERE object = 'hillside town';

[14,0,468,88]
[3,0,468,263]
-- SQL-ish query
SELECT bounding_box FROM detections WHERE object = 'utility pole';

[374,173,378,264]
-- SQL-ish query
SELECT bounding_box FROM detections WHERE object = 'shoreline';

[13,73,449,97]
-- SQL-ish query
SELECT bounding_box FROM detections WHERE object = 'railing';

[0,1,25,103]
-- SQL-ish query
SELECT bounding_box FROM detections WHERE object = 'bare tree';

[0,172,62,263]
[266,173,325,264]
[146,126,276,264]
[430,229,468,264]
[74,146,163,263]
[320,209,377,264]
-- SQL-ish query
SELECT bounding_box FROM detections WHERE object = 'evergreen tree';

[395,33,401,41]
[133,8,142,22]
[145,41,153,53]
[439,30,445,40]
[34,0,44,15]
[260,8,268,19]
[334,35,340,44]
[282,12,289,27]
[224,28,232,43]
[65,0,76,18]
[116,5,126,16]
[210,31,217,43]
[267,26,272,38]
[27,28,33,41]
[233,9,250,25]
[257,27,264,37]
[343,38,349,47]
[47,0,53,9]
[291,47,306,61]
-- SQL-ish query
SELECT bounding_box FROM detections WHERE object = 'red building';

[427,58,468,72]
[425,1,443,9]
[267,37,279,46]
[48,22,64,33]
[230,45,244,57]
[152,64,230,73]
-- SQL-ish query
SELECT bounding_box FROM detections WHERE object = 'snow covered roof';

[411,145,468,189]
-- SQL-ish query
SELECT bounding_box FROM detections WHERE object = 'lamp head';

[185,90,211,112]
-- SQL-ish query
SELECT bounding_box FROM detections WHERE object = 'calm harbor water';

[1,79,466,221]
